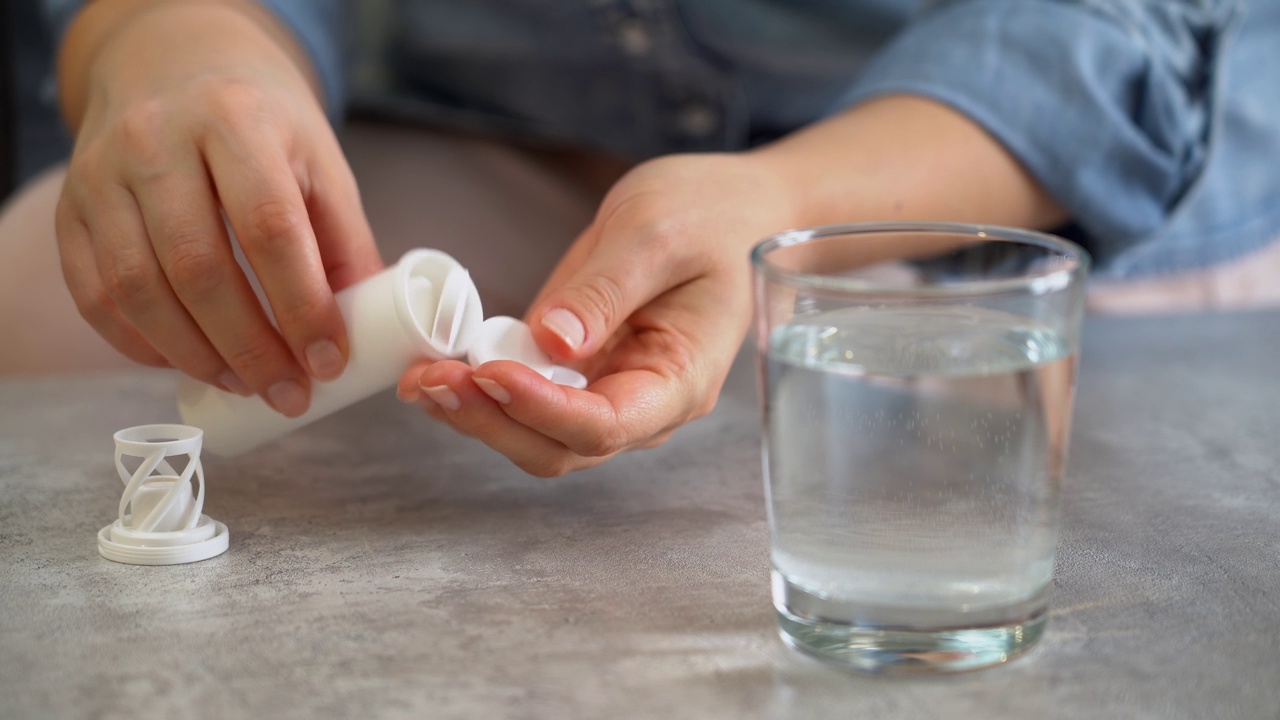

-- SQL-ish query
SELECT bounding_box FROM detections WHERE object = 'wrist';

[59,0,320,129]
[747,136,849,231]
[717,151,807,237]
[748,96,1070,231]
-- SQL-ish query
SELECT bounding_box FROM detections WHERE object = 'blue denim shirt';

[41,0,1280,279]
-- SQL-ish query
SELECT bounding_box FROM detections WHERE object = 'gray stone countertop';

[1,311,1278,720]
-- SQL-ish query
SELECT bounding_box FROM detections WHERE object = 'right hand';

[55,2,382,416]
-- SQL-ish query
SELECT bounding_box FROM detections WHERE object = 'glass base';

[774,575,1048,674]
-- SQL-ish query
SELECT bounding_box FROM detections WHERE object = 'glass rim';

[750,222,1091,297]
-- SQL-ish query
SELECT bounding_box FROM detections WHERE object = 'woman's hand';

[397,153,797,476]
[394,94,1073,477]
[56,1,381,416]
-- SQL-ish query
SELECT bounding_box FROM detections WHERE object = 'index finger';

[204,132,348,382]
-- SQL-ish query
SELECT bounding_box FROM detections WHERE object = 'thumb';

[529,233,694,361]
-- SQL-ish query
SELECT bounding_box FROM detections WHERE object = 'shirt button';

[677,103,719,138]
[617,18,652,57]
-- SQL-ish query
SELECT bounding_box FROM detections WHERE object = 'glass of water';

[752,222,1089,674]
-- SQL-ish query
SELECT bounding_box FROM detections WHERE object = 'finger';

[87,181,253,388]
[202,129,349,383]
[412,360,606,477]
[398,362,450,419]
[470,359,681,458]
[396,359,437,404]
[129,159,301,402]
[417,396,451,425]
[55,196,170,368]
[304,130,384,291]
[528,216,702,360]
[507,271,748,453]
[396,367,425,404]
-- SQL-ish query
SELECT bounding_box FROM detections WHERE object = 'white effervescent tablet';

[466,317,590,388]
[550,365,588,389]
[468,316,555,378]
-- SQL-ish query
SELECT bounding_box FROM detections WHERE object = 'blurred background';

[0,3,72,204]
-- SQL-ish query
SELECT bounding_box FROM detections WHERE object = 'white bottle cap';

[97,424,229,565]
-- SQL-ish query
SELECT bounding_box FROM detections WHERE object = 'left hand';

[396,153,797,476]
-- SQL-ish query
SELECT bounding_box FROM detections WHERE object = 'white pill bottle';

[177,249,483,456]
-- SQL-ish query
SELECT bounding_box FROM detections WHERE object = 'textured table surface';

[2,311,1278,720]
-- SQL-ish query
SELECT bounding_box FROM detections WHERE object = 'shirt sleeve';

[39,0,347,123]
[836,0,1240,269]
[255,0,346,122]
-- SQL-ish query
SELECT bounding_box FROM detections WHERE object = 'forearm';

[57,0,321,130]
[752,94,1069,232]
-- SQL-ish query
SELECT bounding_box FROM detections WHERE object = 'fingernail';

[305,340,344,381]
[396,384,421,403]
[421,384,461,411]
[218,370,253,396]
[473,377,511,405]
[541,307,585,351]
[267,379,309,417]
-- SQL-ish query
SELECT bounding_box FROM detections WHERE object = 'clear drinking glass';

[751,222,1089,674]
